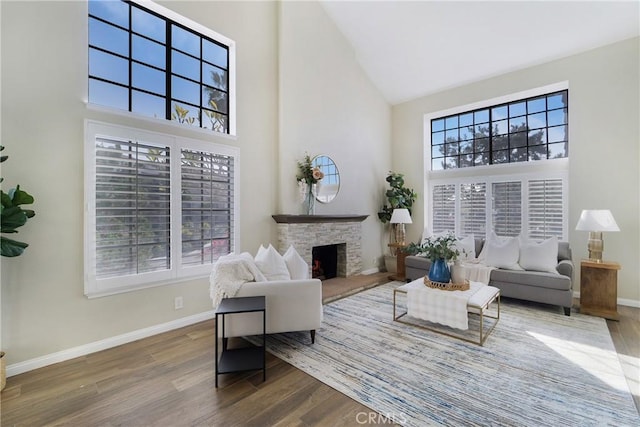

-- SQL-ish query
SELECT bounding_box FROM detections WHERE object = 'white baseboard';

[7,310,216,378]
[360,267,380,275]
[572,291,639,308]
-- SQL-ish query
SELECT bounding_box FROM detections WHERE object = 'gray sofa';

[405,238,574,316]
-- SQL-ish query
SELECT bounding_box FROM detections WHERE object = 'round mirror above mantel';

[312,155,340,203]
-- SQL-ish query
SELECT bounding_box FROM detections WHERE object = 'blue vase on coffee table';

[428,258,451,283]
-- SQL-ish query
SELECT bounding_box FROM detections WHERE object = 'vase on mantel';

[302,183,316,215]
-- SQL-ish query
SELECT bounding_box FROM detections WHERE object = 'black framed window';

[88,0,231,134]
[431,90,568,170]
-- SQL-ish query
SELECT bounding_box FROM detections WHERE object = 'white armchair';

[219,278,323,344]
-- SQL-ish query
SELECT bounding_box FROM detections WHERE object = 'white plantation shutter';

[85,121,239,297]
[432,184,455,233]
[492,181,522,237]
[95,137,171,279]
[181,149,234,266]
[459,183,486,236]
[528,179,564,240]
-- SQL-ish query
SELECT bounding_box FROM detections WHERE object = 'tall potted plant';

[1,146,35,257]
[0,145,36,390]
[378,171,417,272]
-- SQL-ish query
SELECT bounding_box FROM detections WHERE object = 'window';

[426,84,569,242]
[492,181,522,236]
[429,173,567,241]
[88,0,235,134]
[460,183,486,236]
[431,184,455,233]
[528,179,564,241]
[430,90,568,170]
[85,121,239,297]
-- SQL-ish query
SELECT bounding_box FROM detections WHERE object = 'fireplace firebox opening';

[312,244,338,280]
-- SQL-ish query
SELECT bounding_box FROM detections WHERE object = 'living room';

[1,0,639,425]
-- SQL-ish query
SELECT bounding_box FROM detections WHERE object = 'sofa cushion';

[453,234,476,260]
[484,235,523,270]
[283,245,309,280]
[239,252,267,282]
[406,255,431,270]
[558,241,571,261]
[519,236,559,274]
[255,244,291,281]
[490,268,571,291]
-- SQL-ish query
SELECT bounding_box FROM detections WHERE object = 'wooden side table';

[388,243,408,281]
[579,260,621,321]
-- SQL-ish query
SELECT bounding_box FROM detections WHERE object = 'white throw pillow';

[477,231,497,260]
[254,244,291,281]
[453,234,475,260]
[484,235,523,270]
[238,252,267,282]
[478,231,510,261]
[283,245,309,280]
[519,236,559,274]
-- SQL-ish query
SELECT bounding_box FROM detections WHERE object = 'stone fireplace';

[272,215,368,278]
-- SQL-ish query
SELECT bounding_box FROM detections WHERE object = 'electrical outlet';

[174,296,183,310]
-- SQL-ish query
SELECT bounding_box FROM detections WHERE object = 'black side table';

[215,296,266,388]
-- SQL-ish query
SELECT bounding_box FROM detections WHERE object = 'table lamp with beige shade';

[390,208,412,245]
[575,209,620,262]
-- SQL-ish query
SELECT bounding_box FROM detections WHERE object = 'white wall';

[0,0,280,365]
[392,37,640,304]
[278,1,391,271]
[0,0,392,368]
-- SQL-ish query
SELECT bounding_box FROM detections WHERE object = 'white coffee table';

[393,278,500,346]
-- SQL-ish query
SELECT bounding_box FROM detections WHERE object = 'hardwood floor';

[2,287,638,426]
[606,304,640,413]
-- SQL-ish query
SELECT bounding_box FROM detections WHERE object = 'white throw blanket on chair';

[209,252,264,309]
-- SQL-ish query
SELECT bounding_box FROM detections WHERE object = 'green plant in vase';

[0,145,36,390]
[420,232,459,283]
[296,153,324,215]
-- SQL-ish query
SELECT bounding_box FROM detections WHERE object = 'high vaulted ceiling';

[320,1,640,105]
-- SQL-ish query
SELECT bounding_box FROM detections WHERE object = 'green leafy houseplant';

[1,146,36,257]
[418,233,460,261]
[378,172,417,273]
[377,172,417,224]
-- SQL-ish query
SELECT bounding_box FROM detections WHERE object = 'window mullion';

[488,107,493,165]
[454,184,461,236]
[171,143,182,276]
[486,182,492,237]
[522,179,529,239]
[128,3,133,112]
[165,21,172,121]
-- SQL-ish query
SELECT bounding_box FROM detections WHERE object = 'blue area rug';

[263,281,639,426]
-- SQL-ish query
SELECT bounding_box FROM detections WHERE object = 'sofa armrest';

[556,259,574,282]
[222,279,323,337]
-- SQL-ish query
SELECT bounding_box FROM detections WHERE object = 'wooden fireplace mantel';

[271,214,368,224]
